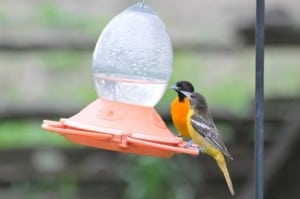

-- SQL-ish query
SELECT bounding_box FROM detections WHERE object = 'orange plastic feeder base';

[42,98,199,158]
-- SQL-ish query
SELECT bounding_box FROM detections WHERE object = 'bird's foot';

[184,140,195,148]
[184,140,203,151]
[198,147,205,153]
[184,141,205,153]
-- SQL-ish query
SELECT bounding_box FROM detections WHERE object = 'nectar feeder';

[42,2,199,158]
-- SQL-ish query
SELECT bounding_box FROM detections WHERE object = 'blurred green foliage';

[119,155,203,199]
[9,174,77,199]
[37,1,83,28]
[0,120,70,148]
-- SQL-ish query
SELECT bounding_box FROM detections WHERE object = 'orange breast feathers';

[170,96,192,138]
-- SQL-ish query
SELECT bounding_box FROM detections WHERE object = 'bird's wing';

[191,113,233,159]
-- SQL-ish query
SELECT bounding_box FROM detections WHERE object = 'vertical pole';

[255,0,265,198]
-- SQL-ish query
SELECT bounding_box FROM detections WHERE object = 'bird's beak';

[169,85,178,91]
[179,91,192,99]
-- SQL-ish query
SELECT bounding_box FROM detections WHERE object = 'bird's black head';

[170,81,194,102]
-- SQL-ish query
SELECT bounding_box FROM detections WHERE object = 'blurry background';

[1,0,300,198]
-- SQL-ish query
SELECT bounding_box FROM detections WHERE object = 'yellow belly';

[186,109,221,157]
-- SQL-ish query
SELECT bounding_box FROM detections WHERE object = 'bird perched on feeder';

[180,90,235,196]
[170,81,194,138]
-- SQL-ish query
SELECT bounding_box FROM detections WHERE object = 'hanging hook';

[140,0,145,8]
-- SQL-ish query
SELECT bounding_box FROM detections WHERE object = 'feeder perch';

[42,2,199,158]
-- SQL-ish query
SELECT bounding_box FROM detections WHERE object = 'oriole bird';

[170,81,194,138]
[180,90,235,195]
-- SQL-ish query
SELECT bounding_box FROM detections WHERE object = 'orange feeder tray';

[42,98,199,158]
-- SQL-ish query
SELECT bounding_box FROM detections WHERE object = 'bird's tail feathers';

[216,153,235,196]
